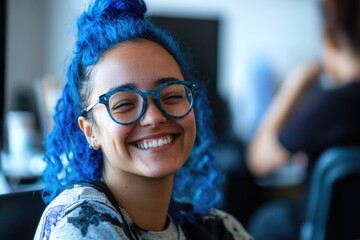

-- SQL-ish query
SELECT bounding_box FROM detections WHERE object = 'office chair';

[300,146,360,240]
[0,189,46,239]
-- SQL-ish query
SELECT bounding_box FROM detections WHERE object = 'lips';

[135,135,174,150]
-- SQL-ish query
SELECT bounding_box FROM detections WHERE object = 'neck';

[332,49,360,84]
[102,172,174,231]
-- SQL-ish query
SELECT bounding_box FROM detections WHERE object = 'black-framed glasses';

[82,80,199,125]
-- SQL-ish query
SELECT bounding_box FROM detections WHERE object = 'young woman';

[34,0,252,239]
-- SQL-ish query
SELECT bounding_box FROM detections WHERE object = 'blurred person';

[247,0,360,239]
[34,0,252,239]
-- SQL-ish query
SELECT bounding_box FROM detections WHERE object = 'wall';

[42,0,87,86]
[6,0,46,111]
[5,0,322,142]
[148,0,322,141]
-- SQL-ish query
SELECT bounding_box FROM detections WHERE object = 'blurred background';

[0,0,322,227]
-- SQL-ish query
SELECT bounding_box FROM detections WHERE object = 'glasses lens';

[108,90,143,124]
[159,83,193,117]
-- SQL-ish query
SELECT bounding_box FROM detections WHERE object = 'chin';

[141,165,181,178]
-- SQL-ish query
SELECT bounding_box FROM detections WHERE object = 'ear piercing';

[89,139,100,150]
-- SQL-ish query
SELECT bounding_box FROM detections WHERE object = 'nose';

[139,98,167,127]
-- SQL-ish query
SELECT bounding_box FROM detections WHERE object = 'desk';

[0,151,45,194]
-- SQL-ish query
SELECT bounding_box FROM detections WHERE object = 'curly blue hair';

[42,0,222,223]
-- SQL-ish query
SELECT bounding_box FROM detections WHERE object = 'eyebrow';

[106,77,181,92]
[154,77,181,86]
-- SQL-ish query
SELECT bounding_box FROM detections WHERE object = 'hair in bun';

[90,0,146,21]
[74,0,147,65]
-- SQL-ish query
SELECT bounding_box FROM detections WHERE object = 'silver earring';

[88,139,97,150]
[91,140,100,150]
[88,143,92,149]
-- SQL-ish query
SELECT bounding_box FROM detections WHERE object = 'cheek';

[96,120,131,148]
[191,119,196,139]
[108,128,131,144]
[98,126,134,165]
[185,113,197,143]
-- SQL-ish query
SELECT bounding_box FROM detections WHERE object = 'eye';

[112,101,137,113]
[160,84,189,103]
[109,91,141,113]
[161,91,186,103]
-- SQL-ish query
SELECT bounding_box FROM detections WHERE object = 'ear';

[78,116,97,146]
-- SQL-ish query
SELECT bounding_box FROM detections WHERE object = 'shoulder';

[40,185,113,222]
[203,208,253,240]
[34,185,126,240]
[181,208,253,240]
[304,82,360,109]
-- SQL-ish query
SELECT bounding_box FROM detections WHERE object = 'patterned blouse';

[34,184,253,240]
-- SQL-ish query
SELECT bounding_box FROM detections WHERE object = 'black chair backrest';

[0,190,46,240]
[301,146,360,240]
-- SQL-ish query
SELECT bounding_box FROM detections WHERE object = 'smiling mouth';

[135,135,174,150]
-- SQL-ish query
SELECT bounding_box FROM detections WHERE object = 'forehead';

[90,40,184,97]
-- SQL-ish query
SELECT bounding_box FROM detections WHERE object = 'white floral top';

[34,185,253,240]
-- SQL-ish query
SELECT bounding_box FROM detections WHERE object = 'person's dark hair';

[322,0,360,53]
[41,0,222,224]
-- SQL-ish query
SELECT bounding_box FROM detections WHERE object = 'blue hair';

[42,0,222,224]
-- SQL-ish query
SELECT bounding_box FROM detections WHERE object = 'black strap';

[69,180,138,240]
[69,181,218,240]
[180,222,217,240]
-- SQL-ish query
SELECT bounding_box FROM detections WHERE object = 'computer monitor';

[149,16,232,141]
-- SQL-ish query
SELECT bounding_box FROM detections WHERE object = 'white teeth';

[136,136,173,150]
